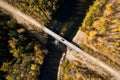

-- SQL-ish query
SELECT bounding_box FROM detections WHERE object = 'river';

[39,0,93,80]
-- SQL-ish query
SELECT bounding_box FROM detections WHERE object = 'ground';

[58,0,120,80]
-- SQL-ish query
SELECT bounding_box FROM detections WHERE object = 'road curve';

[0,0,120,79]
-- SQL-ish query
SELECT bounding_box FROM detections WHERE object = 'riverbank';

[58,0,120,79]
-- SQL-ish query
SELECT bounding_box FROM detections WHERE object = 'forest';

[0,0,120,80]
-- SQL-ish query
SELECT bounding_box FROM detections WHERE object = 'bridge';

[0,0,120,79]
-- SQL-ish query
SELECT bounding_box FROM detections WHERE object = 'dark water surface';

[39,0,94,80]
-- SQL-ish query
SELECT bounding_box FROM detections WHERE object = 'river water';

[39,0,93,80]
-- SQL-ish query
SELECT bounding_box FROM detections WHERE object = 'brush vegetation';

[59,0,120,79]
[0,0,64,79]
